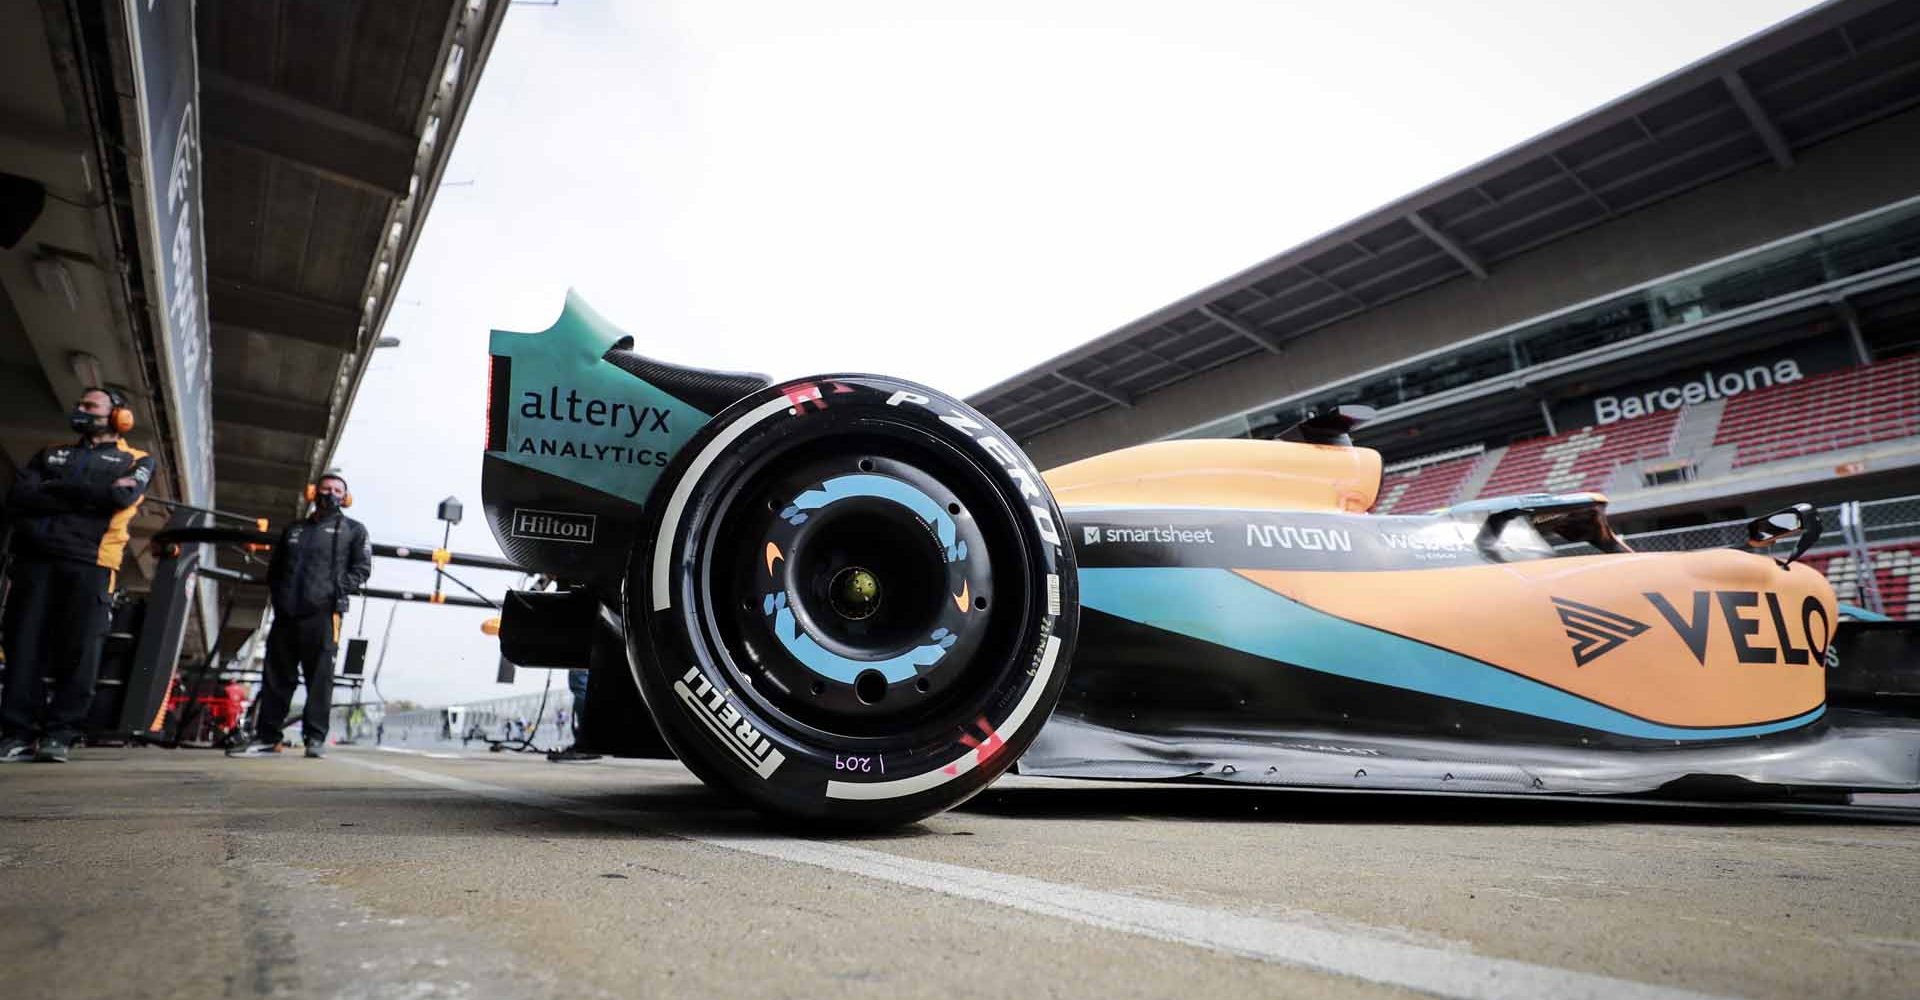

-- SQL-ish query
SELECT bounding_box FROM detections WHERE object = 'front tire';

[626,375,1076,826]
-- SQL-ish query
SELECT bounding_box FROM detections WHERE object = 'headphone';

[85,386,135,434]
[305,472,354,509]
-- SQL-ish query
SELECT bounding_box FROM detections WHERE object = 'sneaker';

[0,738,33,763]
[33,737,69,763]
[303,741,327,759]
[226,741,283,757]
[546,745,602,763]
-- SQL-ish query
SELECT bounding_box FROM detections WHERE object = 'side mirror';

[1745,503,1820,568]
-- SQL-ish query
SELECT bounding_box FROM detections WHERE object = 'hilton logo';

[510,508,596,544]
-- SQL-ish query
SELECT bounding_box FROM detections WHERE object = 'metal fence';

[1615,494,1920,619]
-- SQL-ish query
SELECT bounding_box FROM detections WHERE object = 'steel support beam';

[1196,305,1283,354]
[1132,344,1193,375]
[1722,71,1794,168]
[1297,263,1367,308]
[200,73,418,198]
[1829,295,1871,364]
[209,278,361,352]
[1549,153,1615,218]
[1053,371,1132,408]
[1406,211,1488,279]
[212,387,331,438]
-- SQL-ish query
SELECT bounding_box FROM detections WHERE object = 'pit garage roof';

[196,0,508,647]
[202,0,506,525]
[968,0,1920,443]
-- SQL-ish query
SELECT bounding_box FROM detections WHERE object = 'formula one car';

[482,293,1920,826]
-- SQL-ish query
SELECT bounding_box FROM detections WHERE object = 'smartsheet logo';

[1084,526,1102,545]
[510,508,596,544]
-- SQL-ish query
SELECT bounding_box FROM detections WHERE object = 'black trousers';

[0,557,112,740]
[255,611,339,746]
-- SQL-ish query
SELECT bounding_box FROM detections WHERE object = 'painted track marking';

[335,754,1739,1000]
[373,746,463,759]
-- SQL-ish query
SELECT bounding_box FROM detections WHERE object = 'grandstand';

[1475,408,1683,499]
[1805,544,1920,619]
[1364,351,1920,517]
[1373,452,1481,515]
[1716,354,1920,467]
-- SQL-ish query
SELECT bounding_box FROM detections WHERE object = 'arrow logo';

[1550,596,1649,666]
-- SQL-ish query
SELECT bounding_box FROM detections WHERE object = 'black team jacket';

[268,509,373,619]
[6,437,155,570]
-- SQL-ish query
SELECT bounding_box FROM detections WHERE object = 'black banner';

[124,0,214,506]
[1551,336,1855,431]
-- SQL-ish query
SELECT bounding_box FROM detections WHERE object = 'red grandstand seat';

[1472,408,1680,499]
[1716,356,1920,469]
[1373,454,1480,514]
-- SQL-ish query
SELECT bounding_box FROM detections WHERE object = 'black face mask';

[69,408,103,434]
[314,493,343,513]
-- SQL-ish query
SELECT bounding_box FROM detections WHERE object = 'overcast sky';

[331,0,1821,708]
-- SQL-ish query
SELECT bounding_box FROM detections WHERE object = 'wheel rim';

[700,439,1019,739]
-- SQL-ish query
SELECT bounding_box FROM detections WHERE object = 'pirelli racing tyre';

[626,375,1077,826]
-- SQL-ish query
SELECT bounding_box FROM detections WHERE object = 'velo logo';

[1550,596,1649,666]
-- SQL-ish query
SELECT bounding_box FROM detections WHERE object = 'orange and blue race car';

[481,293,1920,827]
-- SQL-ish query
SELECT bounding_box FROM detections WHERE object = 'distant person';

[229,473,371,759]
[548,668,598,762]
[1,388,154,763]
[375,720,384,745]
[569,669,589,739]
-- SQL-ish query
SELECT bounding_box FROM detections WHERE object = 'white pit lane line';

[335,754,1736,1000]
[373,746,463,760]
